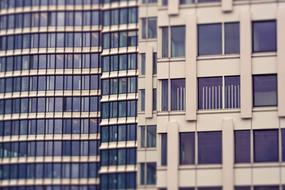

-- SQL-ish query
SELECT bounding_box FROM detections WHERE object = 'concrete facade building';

[138,0,285,190]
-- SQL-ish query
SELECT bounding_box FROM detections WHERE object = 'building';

[0,0,101,189]
[138,0,285,190]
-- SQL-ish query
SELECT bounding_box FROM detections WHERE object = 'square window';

[253,21,276,53]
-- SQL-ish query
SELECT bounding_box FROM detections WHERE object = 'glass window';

[142,17,157,39]
[162,27,169,58]
[171,79,185,111]
[253,75,277,107]
[253,21,276,52]
[198,24,222,55]
[140,162,156,185]
[225,22,240,54]
[140,53,146,75]
[235,130,250,163]
[180,132,195,165]
[153,88,157,111]
[254,186,279,190]
[198,77,223,110]
[161,133,167,166]
[198,131,222,164]
[140,89,145,112]
[171,26,185,57]
[225,76,240,109]
[161,79,168,111]
[254,129,278,162]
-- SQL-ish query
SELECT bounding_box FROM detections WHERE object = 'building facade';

[138,0,285,190]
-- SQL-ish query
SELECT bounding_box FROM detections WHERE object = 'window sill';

[252,52,277,58]
[179,164,222,170]
[158,57,186,63]
[137,147,156,151]
[180,2,221,9]
[252,106,277,112]
[234,162,282,168]
[140,38,157,43]
[157,111,185,116]
[197,54,240,61]
[197,109,240,114]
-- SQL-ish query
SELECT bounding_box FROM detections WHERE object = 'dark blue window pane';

[198,77,223,110]
[254,130,278,162]
[253,21,276,52]
[161,133,167,166]
[180,132,195,165]
[225,22,240,54]
[235,187,251,190]
[225,76,240,109]
[253,75,277,107]
[171,79,185,111]
[198,24,222,55]
[254,186,279,190]
[235,130,250,163]
[198,131,222,164]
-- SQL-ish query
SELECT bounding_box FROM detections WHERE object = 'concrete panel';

[222,0,233,12]
[277,4,285,117]
[240,8,252,118]
[252,111,279,129]
[167,122,179,189]
[196,168,222,186]
[234,168,251,185]
[252,167,280,184]
[179,169,196,187]
[222,119,234,190]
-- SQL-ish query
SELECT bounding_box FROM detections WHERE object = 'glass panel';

[235,130,250,163]
[171,26,185,57]
[180,132,195,165]
[198,24,222,55]
[253,21,276,52]
[225,22,240,54]
[171,79,185,111]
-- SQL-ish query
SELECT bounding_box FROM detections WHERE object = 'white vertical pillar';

[277,4,285,117]
[240,9,252,119]
[222,119,234,190]
[168,0,179,15]
[186,12,197,121]
[167,122,179,189]
[222,0,233,12]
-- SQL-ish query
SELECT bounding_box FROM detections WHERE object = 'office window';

[198,131,222,164]
[153,88,157,111]
[152,52,157,75]
[140,89,145,112]
[225,76,240,109]
[235,130,250,163]
[180,132,195,165]
[140,53,146,75]
[235,187,250,190]
[253,21,276,52]
[180,0,220,4]
[198,24,222,55]
[161,27,169,58]
[141,125,156,148]
[253,75,277,107]
[161,80,168,111]
[161,133,167,166]
[254,186,279,190]
[282,129,285,161]
[254,130,278,162]
[171,79,185,111]
[198,187,222,190]
[198,77,222,110]
[171,26,185,57]
[140,162,156,185]
[198,23,239,55]
[142,17,157,39]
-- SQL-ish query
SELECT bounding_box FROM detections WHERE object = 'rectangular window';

[235,130,250,163]
[153,88,157,111]
[161,133,167,166]
[198,131,222,164]
[253,20,276,53]
[140,89,145,112]
[171,79,185,111]
[161,80,168,111]
[180,132,195,165]
[198,76,240,110]
[253,74,277,107]
[161,27,169,58]
[198,22,239,56]
[141,17,157,39]
[254,129,278,162]
[140,53,146,75]
[198,77,222,110]
[140,162,156,185]
[171,26,186,57]
[152,52,157,75]
[254,186,279,190]
[140,125,157,148]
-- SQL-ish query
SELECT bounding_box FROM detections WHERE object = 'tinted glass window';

[253,21,276,52]
[198,24,222,55]
[235,130,250,163]
[180,132,195,165]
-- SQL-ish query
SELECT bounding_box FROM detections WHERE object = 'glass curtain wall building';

[0,0,102,189]
[99,0,138,189]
